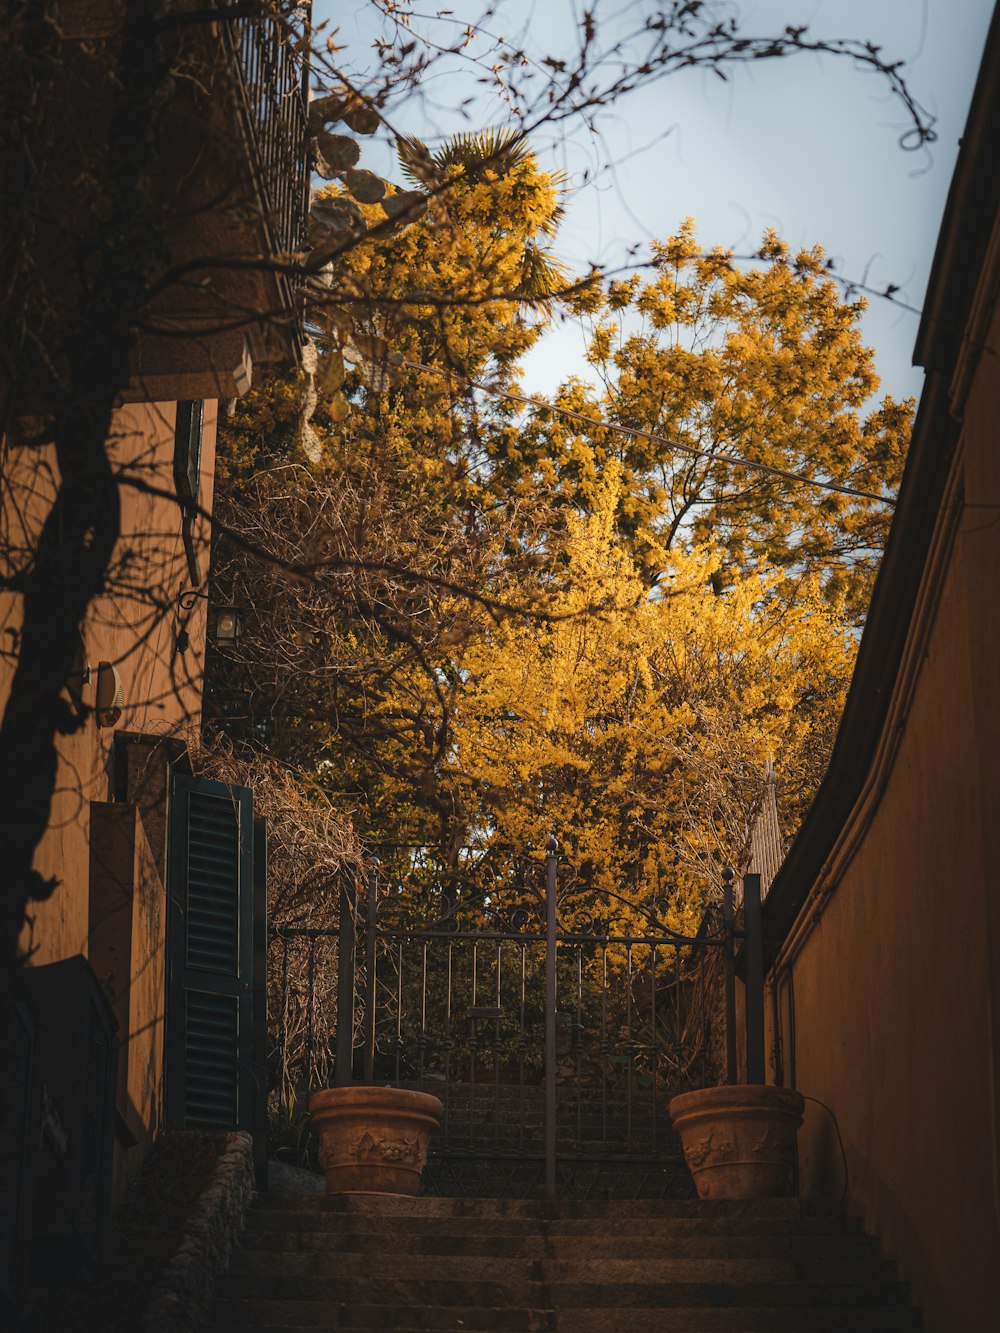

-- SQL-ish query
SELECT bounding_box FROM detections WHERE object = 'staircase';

[409,1080,693,1199]
[205,1195,919,1331]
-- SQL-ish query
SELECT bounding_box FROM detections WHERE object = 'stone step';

[227,1249,896,1286]
[251,1194,838,1218]
[435,1130,667,1140]
[429,1146,667,1157]
[218,1269,907,1304]
[237,1229,877,1260]
[210,1326,543,1332]
[208,1300,549,1330]
[209,1315,917,1333]
[437,1109,663,1118]
[559,1310,920,1332]
[435,1103,671,1116]
[436,1099,671,1111]
[426,1146,667,1161]
[426,1116,671,1136]
[545,1279,909,1308]
[205,1193,917,1333]
[545,1256,895,1283]
[226,1251,539,1282]
[215,1273,544,1307]
[245,1212,862,1241]
[420,1160,691,1197]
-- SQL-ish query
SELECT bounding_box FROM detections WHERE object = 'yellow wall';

[3,398,217,965]
[89,801,167,1203]
[2,397,217,1190]
[771,300,1000,1332]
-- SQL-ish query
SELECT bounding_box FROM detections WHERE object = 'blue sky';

[321,1,995,404]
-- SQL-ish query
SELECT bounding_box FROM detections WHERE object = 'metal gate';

[270,842,765,1200]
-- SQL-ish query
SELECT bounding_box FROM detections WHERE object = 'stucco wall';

[4,398,217,967]
[2,398,218,1187]
[772,302,1000,1332]
[89,801,168,1202]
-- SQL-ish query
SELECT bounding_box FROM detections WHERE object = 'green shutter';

[186,787,241,974]
[184,991,240,1127]
[166,773,255,1130]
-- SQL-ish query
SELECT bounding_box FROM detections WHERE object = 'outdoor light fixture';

[212,605,242,644]
[174,590,243,652]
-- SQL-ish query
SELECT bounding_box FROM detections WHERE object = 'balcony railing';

[223,2,311,262]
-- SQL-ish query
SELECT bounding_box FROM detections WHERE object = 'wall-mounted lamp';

[212,605,241,644]
[174,590,243,654]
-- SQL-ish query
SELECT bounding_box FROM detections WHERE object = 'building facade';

[0,3,310,1312]
[762,10,1000,1330]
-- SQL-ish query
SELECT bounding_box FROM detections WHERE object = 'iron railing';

[222,2,311,260]
[269,846,767,1200]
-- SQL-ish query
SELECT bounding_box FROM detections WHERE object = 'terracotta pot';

[308,1085,443,1195]
[668,1083,804,1200]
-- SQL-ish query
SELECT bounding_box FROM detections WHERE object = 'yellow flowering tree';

[210,136,568,858]
[214,207,897,913]
[491,220,912,625]
[375,465,856,926]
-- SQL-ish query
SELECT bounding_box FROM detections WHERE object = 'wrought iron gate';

[270,844,765,1201]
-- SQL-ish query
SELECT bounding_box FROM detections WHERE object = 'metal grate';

[184,990,239,1128]
[224,5,311,260]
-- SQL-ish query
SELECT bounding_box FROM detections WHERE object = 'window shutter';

[166,773,255,1131]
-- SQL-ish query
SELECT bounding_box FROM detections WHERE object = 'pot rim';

[308,1084,444,1119]
[668,1083,805,1121]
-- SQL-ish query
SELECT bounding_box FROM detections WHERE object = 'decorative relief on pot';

[669,1085,805,1200]
[351,1130,423,1166]
[684,1131,734,1166]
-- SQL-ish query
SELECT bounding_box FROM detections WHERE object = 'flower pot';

[668,1083,804,1200]
[308,1085,443,1195]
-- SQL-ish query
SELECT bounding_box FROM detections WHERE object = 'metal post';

[305,937,316,1088]
[544,834,558,1206]
[722,866,737,1084]
[363,863,378,1084]
[744,872,766,1084]
[334,871,357,1087]
[251,816,269,1191]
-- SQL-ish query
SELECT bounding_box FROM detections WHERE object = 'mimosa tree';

[384,466,856,921]
[491,221,913,625]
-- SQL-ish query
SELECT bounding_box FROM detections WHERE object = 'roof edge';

[914,6,1000,376]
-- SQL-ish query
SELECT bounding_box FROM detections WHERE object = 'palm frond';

[396,135,439,188]
[432,128,532,178]
[517,243,570,313]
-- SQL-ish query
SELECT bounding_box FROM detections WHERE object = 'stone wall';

[140,1131,254,1332]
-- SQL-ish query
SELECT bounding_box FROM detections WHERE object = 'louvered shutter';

[166,773,255,1130]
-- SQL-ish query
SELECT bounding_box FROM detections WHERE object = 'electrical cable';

[800,1091,851,1208]
[400,356,898,509]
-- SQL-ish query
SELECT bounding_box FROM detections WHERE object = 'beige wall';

[89,802,167,1204]
[2,398,217,965]
[771,300,1000,1332]
[2,398,217,1186]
